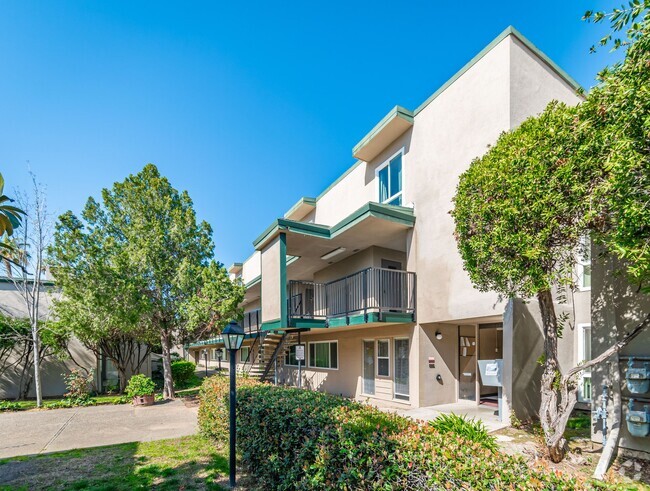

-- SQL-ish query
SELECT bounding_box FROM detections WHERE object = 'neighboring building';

[0,278,152,399]
[188,26,648,455]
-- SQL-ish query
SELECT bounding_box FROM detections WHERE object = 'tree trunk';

[161,330,175,399]
[117,366,128,393]
[537,289,572,463]
[31,319,43,407]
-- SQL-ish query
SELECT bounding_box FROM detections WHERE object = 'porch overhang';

[253,202,415,253]
[352,106,413,162]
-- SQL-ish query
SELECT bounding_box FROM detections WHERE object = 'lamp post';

[203,349,208,377]
[222,320,245,489]
[216,348,223,372]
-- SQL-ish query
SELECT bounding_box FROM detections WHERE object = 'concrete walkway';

[0,399,198,459]
[378,400,509,433]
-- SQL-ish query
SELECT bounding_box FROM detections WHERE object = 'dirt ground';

[493,424,650,489]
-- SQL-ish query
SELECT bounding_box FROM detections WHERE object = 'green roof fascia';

[261,319,283,331]
[228,262,243,271]
[284,196,317,219]
[351,105,414,158]
[188,331,260,348]
[414,26,583,116]
[244,275,261,289]
[253,202,415,250]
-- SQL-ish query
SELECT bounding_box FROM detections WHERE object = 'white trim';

[375,148,404,205]
[376,339,391,377]
[393,337,410,400]
[361,339,376,396]
[577,323,592,402]
[308,340,339,370]
[577,236,591,291]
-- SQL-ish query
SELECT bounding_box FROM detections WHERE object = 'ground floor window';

[377,339,390,377]
[394,338,409,400]
[285,344,302,367]
[309,341,338,369]
[240,346,250,362]
[212,347,228,361]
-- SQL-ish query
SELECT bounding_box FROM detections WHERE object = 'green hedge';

[171,360,197,388]
[200,382,584,490]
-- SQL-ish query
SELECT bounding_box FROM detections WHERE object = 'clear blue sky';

[1,1,621,267]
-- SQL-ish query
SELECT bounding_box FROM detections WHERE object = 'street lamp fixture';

[222,320,244,488]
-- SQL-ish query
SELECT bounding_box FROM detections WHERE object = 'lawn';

[0,435,230,491]
[0,395,130,411]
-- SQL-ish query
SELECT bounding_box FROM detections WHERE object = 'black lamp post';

[222,320,245,489]
[203,349,208,377]
[216,348,223,372]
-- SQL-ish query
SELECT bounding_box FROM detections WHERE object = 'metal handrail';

[288,267,416,322]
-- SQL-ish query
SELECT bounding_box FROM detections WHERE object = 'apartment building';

[187,26,603,426]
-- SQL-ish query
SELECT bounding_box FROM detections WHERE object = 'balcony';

[243,309,261,333]
[288,267,416,328]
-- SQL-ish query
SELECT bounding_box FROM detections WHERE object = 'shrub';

[198,374,262,441]
[171,360,197,388]
[125,374,156,398]
[63,368,94,404]
[429,412,497,451]
[200,384,584,490]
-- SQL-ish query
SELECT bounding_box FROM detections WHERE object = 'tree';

[49,164,244,399]
[7,174,53,406]
[0,172,26,268]
[452,102,603,462]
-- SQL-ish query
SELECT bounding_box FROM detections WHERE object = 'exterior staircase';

[246,331,297,383]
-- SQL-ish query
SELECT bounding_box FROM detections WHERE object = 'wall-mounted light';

[321,247,346,261]
[435,331,443,340]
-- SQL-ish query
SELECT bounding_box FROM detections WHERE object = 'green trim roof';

[253,202,415,250]
[284,196,317,219]
[352,105,414,158]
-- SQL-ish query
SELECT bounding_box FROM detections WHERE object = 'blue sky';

[1,1,621,267]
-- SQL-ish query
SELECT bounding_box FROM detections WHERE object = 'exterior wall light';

[435,331,443,340]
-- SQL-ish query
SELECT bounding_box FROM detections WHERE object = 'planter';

[132,394,155,406]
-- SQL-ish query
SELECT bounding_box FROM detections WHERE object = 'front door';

[363,341,375,395]
[458,326,477,401]
[394,338,410,400]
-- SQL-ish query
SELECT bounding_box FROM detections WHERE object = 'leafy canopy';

[452,102,599,298]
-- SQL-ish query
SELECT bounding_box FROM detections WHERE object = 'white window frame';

[393,337,410,401]
[577,236,591,291]
[577,323,592,402]
[375,148,404,206]
[240,346,250,363]
[308,340,338,370]
[284,344,301,367]
[376,339,391,377]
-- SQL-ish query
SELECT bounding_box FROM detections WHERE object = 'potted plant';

[125,374,156,406]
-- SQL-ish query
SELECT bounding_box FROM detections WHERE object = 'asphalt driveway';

[0,399,198,458]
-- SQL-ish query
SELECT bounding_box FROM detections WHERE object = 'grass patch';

[0,435,229,490]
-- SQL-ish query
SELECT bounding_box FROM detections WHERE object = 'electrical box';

[626,400,650,438]
[626,359,650,394]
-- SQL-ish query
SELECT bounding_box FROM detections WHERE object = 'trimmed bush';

[429,412,497,451]
[200,383,584,490]
[198,374,262,441]
[125,374,156,398]
[171,360,197,388]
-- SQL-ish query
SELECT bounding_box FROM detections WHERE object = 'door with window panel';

[363,341,375,395]
[394,338,409,400]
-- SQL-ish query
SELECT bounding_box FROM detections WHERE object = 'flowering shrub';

[200,383,585,490]
[63,369,94,404]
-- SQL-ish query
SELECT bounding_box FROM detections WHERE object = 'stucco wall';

[591,254,650,454]
[261,237,282,323]
[278,324,418,408]
[242,251,261,285]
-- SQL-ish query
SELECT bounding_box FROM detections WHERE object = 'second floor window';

[378,152,402,206]
[578,236,591,290]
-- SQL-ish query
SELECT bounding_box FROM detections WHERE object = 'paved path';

[0,400,198,458]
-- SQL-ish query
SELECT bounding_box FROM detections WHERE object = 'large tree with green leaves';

[49,164,244,398]
[452,11,650,463]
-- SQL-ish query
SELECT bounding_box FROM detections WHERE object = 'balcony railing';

[243,308,261,333]
[288,267,416,324]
